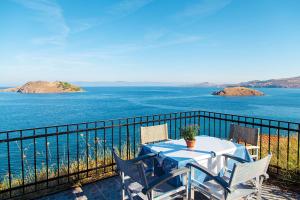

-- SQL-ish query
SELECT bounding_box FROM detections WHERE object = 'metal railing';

[0,110,299,199]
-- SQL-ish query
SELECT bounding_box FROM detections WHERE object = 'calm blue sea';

[0,87,300,131]
[0,87,300,181]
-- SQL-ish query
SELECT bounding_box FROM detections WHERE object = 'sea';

[0,87,300,131]
[0,87,300,180]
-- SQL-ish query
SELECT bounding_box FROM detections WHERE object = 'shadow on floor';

[39,177,300,200]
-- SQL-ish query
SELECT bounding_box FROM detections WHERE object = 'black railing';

[0,110,299,199]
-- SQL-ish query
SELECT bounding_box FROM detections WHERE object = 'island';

[238,76,300,88]
[0,81,84,94]
[212,87,264,96]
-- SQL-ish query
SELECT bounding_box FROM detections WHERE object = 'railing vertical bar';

[76,124,79,180]
[168,114,171,139]
[219,114,221,138]
[119,120,122,155]
[147,116,149,126]
[193,111,196,127]
[103,121,106,173]
[287,122,290,169]
[95,122,98,174]
[204,112,206,135]
[260,119,263,159]
[298,124,300,169]
[86,123,89,177]
[268,121,271,154]
[277,121,280,174]
[67,125,70,182]
[175,113,177,139]
[184,112,187,127]
[180,113,182,138]
[224,115,226,136]
[213,113,216,137]
[208,112,211,136]
[112,121,114,171]
[198,111,200,129]
[33,129,37,190]
[126,119,130,159]
[20,130,25,194]
[140,116,143,143]
[133,118,136,157]
[7,132,12,198]
[56,127,59,184]
[45,128,49,187]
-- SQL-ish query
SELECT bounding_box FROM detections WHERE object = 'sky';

[0,0,300,85]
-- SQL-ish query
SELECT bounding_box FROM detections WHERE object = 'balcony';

[0,110,299,199]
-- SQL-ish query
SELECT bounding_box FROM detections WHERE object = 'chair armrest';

[142,167,190,194]
[222,153,249,163]
[129,153,157,164]
[186,163,231,193]
[246,145,260,150]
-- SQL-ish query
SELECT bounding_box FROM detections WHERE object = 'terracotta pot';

[185,139,196,148]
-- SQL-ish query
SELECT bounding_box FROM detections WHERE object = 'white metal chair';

[140,124,169,144]
[113,148,190,200]
[229,124,260,160]
[187,154,272,200]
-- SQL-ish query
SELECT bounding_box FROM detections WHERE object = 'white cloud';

[67,0,155,34]
[108,0,153,16]
[176,0,232,18]
[13,0,70,46]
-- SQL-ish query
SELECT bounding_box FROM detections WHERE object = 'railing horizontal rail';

[1,114,299,143]
[1,109,299,134]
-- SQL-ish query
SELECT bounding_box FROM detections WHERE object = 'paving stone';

[37,176,300,200]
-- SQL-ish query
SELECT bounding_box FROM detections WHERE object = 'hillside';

[0,81,83,94]
[238,76,300,88]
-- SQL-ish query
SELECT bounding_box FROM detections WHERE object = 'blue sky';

[0,0,300,85]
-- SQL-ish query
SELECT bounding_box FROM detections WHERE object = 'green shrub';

[180,125,199,141]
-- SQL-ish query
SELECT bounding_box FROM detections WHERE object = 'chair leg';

[257,190,262,200]
[147,191,153,200]
[256,177,264,200]
[184,173,188,199]
[121,172,125,200]
[188,167,194,200]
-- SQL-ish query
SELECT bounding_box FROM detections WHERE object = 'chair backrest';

[228,154,272,187]
[229,124,259,146]
[113,148,147,186]
[140,124,168,144]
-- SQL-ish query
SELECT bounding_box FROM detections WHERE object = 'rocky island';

[0,81,84,94]
[212,87,264,96]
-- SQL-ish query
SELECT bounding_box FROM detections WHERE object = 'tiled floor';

[38,177,300,200]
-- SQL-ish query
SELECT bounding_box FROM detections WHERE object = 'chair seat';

[125,175,182,200]
[194,179,256,200]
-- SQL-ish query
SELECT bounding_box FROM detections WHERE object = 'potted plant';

[180,125,199,148]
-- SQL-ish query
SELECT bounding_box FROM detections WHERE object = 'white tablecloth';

[141,136,251,186]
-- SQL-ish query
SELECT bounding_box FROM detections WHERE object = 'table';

[140,136,252,186]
